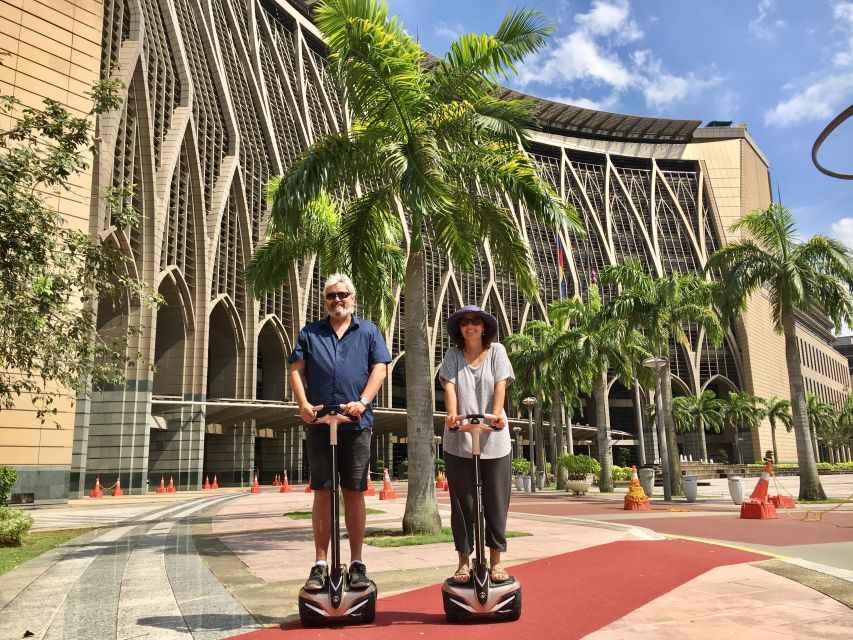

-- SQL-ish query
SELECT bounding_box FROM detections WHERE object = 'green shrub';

[0,507,34,546]
[511,459,530,475]
[0,466,17,505]
[614,447,631,467]
[558,454,601,479]
[715,449,729,464]
[611,465,630,481]
[435,458,445,472]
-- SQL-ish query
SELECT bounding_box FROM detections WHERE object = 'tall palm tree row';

[548,286,648,492]
[707,203,853,499]
[247,0,580,533]
[601,261,723,496]
[672,391,725,462]
[721,392,766,465]
[806,393,836,463]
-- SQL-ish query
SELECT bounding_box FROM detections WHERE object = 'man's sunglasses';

[459,317,483,326]
[325,291,352,301]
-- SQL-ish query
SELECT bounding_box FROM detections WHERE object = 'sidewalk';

[0,476,851,639]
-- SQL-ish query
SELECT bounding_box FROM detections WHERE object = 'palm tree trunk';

[662,364,683,496]
[771,422,778,465]
[534,399,546,483]
[782,310,826,500]
[553,391,566,490]
[595,372,613,492]
[697,418,708,462]
[401,249,442,533]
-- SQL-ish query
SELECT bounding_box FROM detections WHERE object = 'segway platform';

[298,568,377,626]
[441,568,522,622]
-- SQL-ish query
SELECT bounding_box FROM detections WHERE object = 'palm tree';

[806,393,836,464]
[549,286,648,492]
[248,0,579,533]
[762,396,793,464]
[837,393,853,450]
[602,261,723,496]
[723,392,765,465]
[505,319,561,487]
[707,203,853,499]
[672,391,725,462]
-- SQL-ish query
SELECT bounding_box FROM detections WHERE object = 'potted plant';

[511,459,530,491]
[559,454,601,495]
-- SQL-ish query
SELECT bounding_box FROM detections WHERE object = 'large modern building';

[1,0,850,503]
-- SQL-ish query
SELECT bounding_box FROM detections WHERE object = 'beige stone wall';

[0,0,103,470]
[685,135,795,461]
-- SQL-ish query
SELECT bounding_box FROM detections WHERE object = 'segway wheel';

[500,586,522,621]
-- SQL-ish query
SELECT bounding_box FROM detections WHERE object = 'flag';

[557,235,567,300]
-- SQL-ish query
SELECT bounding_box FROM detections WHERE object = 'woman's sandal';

[490,564,509,583]
[452,565,472,584]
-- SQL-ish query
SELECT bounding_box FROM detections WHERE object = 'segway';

[441,413,522,623]
[298,407,377,627]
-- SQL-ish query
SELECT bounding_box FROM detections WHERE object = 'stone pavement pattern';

[0,474,851,639]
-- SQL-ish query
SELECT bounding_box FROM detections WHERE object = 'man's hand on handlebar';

[340,401,365,419]
[444,412,458,429]
[491,414,507,430]
[299,403,320,424]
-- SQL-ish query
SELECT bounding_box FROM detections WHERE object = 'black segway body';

[298,408,377,627]
[440,414,522,623]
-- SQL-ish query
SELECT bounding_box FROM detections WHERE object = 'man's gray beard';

[330,305,354,319]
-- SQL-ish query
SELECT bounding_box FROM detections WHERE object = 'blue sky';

[388,0,852,247]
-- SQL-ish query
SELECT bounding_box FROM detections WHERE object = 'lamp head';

[642,356,669,370]
[522,396,537,407]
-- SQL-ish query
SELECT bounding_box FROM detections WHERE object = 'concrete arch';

[256,317,288,401]
[207,297,244,399]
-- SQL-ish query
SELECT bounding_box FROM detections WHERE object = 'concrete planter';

[683,475,698,502]
[638,467,655,497]
[515,474,524,491]
[566,478,590,495]
[522,475,532,492]
[728,476,746,505]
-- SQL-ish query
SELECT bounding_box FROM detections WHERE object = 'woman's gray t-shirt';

[439,343,515,459]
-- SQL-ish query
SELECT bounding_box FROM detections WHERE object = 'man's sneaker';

[348,561,370,589]
[304,564,327,591]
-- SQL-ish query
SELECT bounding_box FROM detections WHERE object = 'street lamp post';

[642,356,672,501]
[523,397,537,493]
[512,426,521,459]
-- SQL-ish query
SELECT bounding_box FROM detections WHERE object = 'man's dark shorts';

[306,427,371,491]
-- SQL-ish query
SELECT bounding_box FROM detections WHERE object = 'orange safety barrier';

[203,475,210,490]
[166,476,176,493]
[212,475,219,489]
[379,467,397,500]
[111,477,124,497]
[89,476,104,499]
[280,471,292,493]
[364,466,375,496]
[156,476,166,494]
[250,474,261,494]
[624,465,650,511]
[740,461,778,519]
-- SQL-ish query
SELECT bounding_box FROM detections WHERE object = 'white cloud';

[765,1,853,126]
[515,0,716,111]
[433,21,463,41]
[765,73,853,126]
[832,217,853,250]
[749,0,786,40]
[544,93,621,112]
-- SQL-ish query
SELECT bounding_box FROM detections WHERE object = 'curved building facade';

[1,0,849,502]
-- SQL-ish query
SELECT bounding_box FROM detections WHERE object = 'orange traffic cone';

[203,475,210,490]
[250,474,261,494]
[166,476,176,493]
[624,465,650,511]
[379,467,397,500]
[435,470,444,489]
[280,471,292,493]
[111,477,124,497]
[443,475,449,491]
[274,474,282,487]
[89,476,104,498]
[212,475,219,489]
[156,476,166,493]
[740,461,778,519]
[364,466,375,496]
[305,476,313,493]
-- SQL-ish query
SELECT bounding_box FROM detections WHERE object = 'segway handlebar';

[448,413,502,432]
[309,406,360,426]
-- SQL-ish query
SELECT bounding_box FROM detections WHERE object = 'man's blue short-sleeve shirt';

[288,316,391,430]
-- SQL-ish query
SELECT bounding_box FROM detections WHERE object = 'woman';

[439,304,515,584]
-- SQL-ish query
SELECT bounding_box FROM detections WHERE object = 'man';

[289,274,391,591]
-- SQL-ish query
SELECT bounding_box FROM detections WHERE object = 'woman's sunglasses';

[459,317,483,326]
[325,291,352,301]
